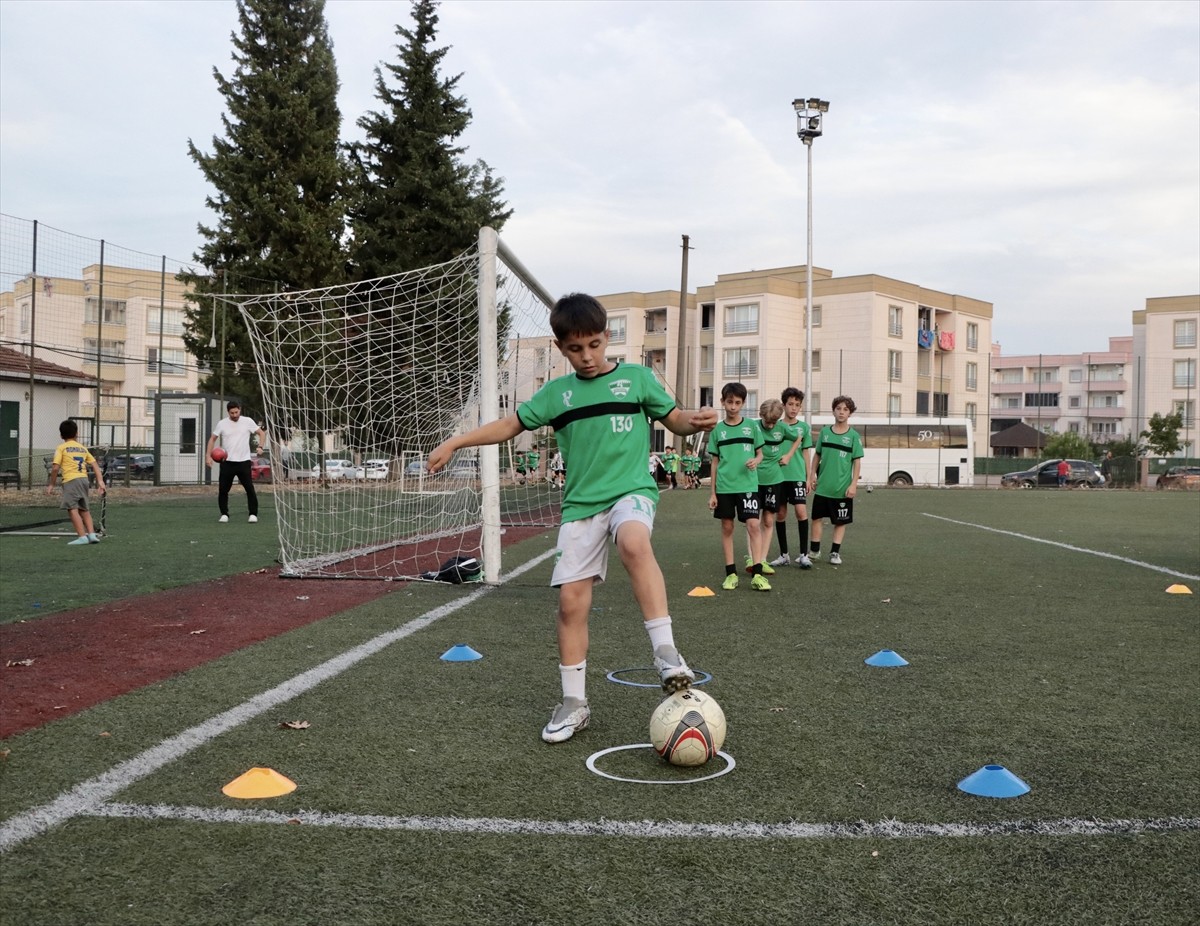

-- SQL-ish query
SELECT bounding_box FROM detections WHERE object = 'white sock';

[559,660,586,701]
[644,616,675,651]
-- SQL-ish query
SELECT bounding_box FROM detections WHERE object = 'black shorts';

[713,492,761,522]
[780,480,808,507]
[757,482,784,514]
[811,494,853,525]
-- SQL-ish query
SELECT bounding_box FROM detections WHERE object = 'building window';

[1174,358,1196,388]
[888,305,903,338]
[811,392,821,412]
[1024,392,1059,408]
[1069,369,1083,383]
[84,338,125,363]
[888,394,901,417]
[966,322,978,351]
[147,307,186,336]
[701,303,715,330]
[965,401,976,424]
[145,388,186,415]
[148,347,186,375]
[996,368,1022,384]
[723,347,758,378]
[1068,422,1080,433]
[724,303,759,335]
[1001,396,1020,409]
[888,350,902,382]
[1091,394,1119,408]
[917,350,931,376]
[84,297,127,326]
[745,391,759,411]
[966,362,978,391]
[1033,368,1059,383]
[804,349,821,372]
[1091,365,1123,382]
[1069,396,1081,408]
[700,345,713,373]
[20,304,30,333]
[1175,318,1197,349]
[1091,421,1117,437]
[608,315,627,344]
[645,310,666,334]
[810,305,821,327]
[1174,399,1196,427]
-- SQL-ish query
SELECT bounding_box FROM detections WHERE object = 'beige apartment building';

[1133,295,1199,454]
[0,265,199,447]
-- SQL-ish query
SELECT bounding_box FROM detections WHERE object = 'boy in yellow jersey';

[46,419,107,545]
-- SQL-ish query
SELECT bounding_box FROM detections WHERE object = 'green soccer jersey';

[707,417,764,494]
[780,418,813,482]
[813,425,864,498]
[756,419,788,486]
[517,362,675,522]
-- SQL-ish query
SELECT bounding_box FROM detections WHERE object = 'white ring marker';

[605,668,713,688]
[585,743,736,784]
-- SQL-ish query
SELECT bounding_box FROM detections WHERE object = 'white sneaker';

[218,515,229,523]
[796,554,813,569]
[808,550,821,561]
[248,515,258,523]
[829,552,843,565]
[653,645,695,692]
[768,555,791,567]
[541,697,590,743]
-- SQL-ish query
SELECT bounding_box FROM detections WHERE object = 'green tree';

[1141,411,1184,457]
[182,0,347,419]
[1043,430,1092,461]
[347,0,511,277]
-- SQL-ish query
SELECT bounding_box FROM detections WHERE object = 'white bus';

[809,416,975,487]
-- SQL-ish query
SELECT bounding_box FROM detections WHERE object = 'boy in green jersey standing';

[806,395,864,566]
[707,382,767,591]
[429,293,717,744]
[771,387,815,569]
[747,398,787,576]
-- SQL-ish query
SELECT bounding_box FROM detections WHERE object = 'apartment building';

[989,337,1133,444]
[0,265,199,446]
[1133,295,1199,454]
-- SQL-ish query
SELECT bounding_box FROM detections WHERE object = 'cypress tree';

[183,0,347,418]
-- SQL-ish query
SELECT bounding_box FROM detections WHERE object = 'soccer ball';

[649,688,726,767]
[211,447,228,462]
[866,484,873,493]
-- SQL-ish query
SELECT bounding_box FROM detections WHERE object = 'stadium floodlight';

[792,97,829,426]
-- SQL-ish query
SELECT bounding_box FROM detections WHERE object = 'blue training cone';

[957,764,1030,798]
[864,649,909,667]
[440,643,483,662]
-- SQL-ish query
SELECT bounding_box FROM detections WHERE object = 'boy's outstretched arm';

[661,406,718,437]
[428,414,524,472]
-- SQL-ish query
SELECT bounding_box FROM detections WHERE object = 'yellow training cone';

[222,767,297,799]
[1165,584,1193,595]
[687,586,716,597]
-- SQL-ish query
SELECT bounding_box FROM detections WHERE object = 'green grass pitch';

[1,487,1197,925]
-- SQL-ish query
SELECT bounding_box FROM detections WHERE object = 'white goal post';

[232,227,559,581]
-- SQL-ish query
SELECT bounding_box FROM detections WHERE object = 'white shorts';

[551,494,657,587]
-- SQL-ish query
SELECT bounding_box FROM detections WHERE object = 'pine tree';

[348,0,511,277]
[182,0,347,419]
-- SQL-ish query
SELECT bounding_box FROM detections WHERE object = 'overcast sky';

[1,0,1197,355]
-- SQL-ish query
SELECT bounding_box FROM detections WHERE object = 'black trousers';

[218,459,258,516]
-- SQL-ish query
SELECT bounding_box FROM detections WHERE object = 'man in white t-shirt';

[206,401,267,523]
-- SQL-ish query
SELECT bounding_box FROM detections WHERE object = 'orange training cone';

[687,586,716,597]
[222,767,297,799]
[1165,584,1193,595]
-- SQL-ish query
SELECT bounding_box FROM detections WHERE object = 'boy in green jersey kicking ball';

[707,382,767,591]
[429,293,717,744]
[771,387,815,569]
[806,395,864,566]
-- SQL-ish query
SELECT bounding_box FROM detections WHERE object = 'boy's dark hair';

[831,395,857,413]
[720,382,748,401]
[59,419,78,440]
[226,400,241,412]
[550,293,608,342]
[781,387,805,404]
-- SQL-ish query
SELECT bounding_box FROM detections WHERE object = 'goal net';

[234,228,560,580]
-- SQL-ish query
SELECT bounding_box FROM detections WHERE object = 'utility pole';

[674,235,691,452]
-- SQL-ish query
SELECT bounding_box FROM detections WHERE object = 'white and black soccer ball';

[866,485,874,493]
[649,688,727,767]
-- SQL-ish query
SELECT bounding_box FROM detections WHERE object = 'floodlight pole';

[793,97,829,427]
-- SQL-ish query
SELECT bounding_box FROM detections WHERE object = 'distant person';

[1056,458,1070,488]
[807,396,864,566]
[46,419,106,545]
[428,293,717,744]
[550,450,565,489]
[708,381,767,591]
[206,400,267,523]
[662,447,680,490]
[1100,451,1113,487]
[747,398,788,577]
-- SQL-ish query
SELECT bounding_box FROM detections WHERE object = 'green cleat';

[722,573,740,591]
[750,574,772,592]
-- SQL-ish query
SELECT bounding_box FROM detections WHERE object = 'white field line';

[91,802,1200,841]
[0,547,558,854]
[922,514,1200,582]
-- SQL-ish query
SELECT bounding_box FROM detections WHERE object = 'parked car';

[311,459,356,480]
[250,457,272,482]
[404,458,476,478]
[1001,459,1105,488]
[106,453,155,478]
[1156,465,1200,490]
[363,459,391,480]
